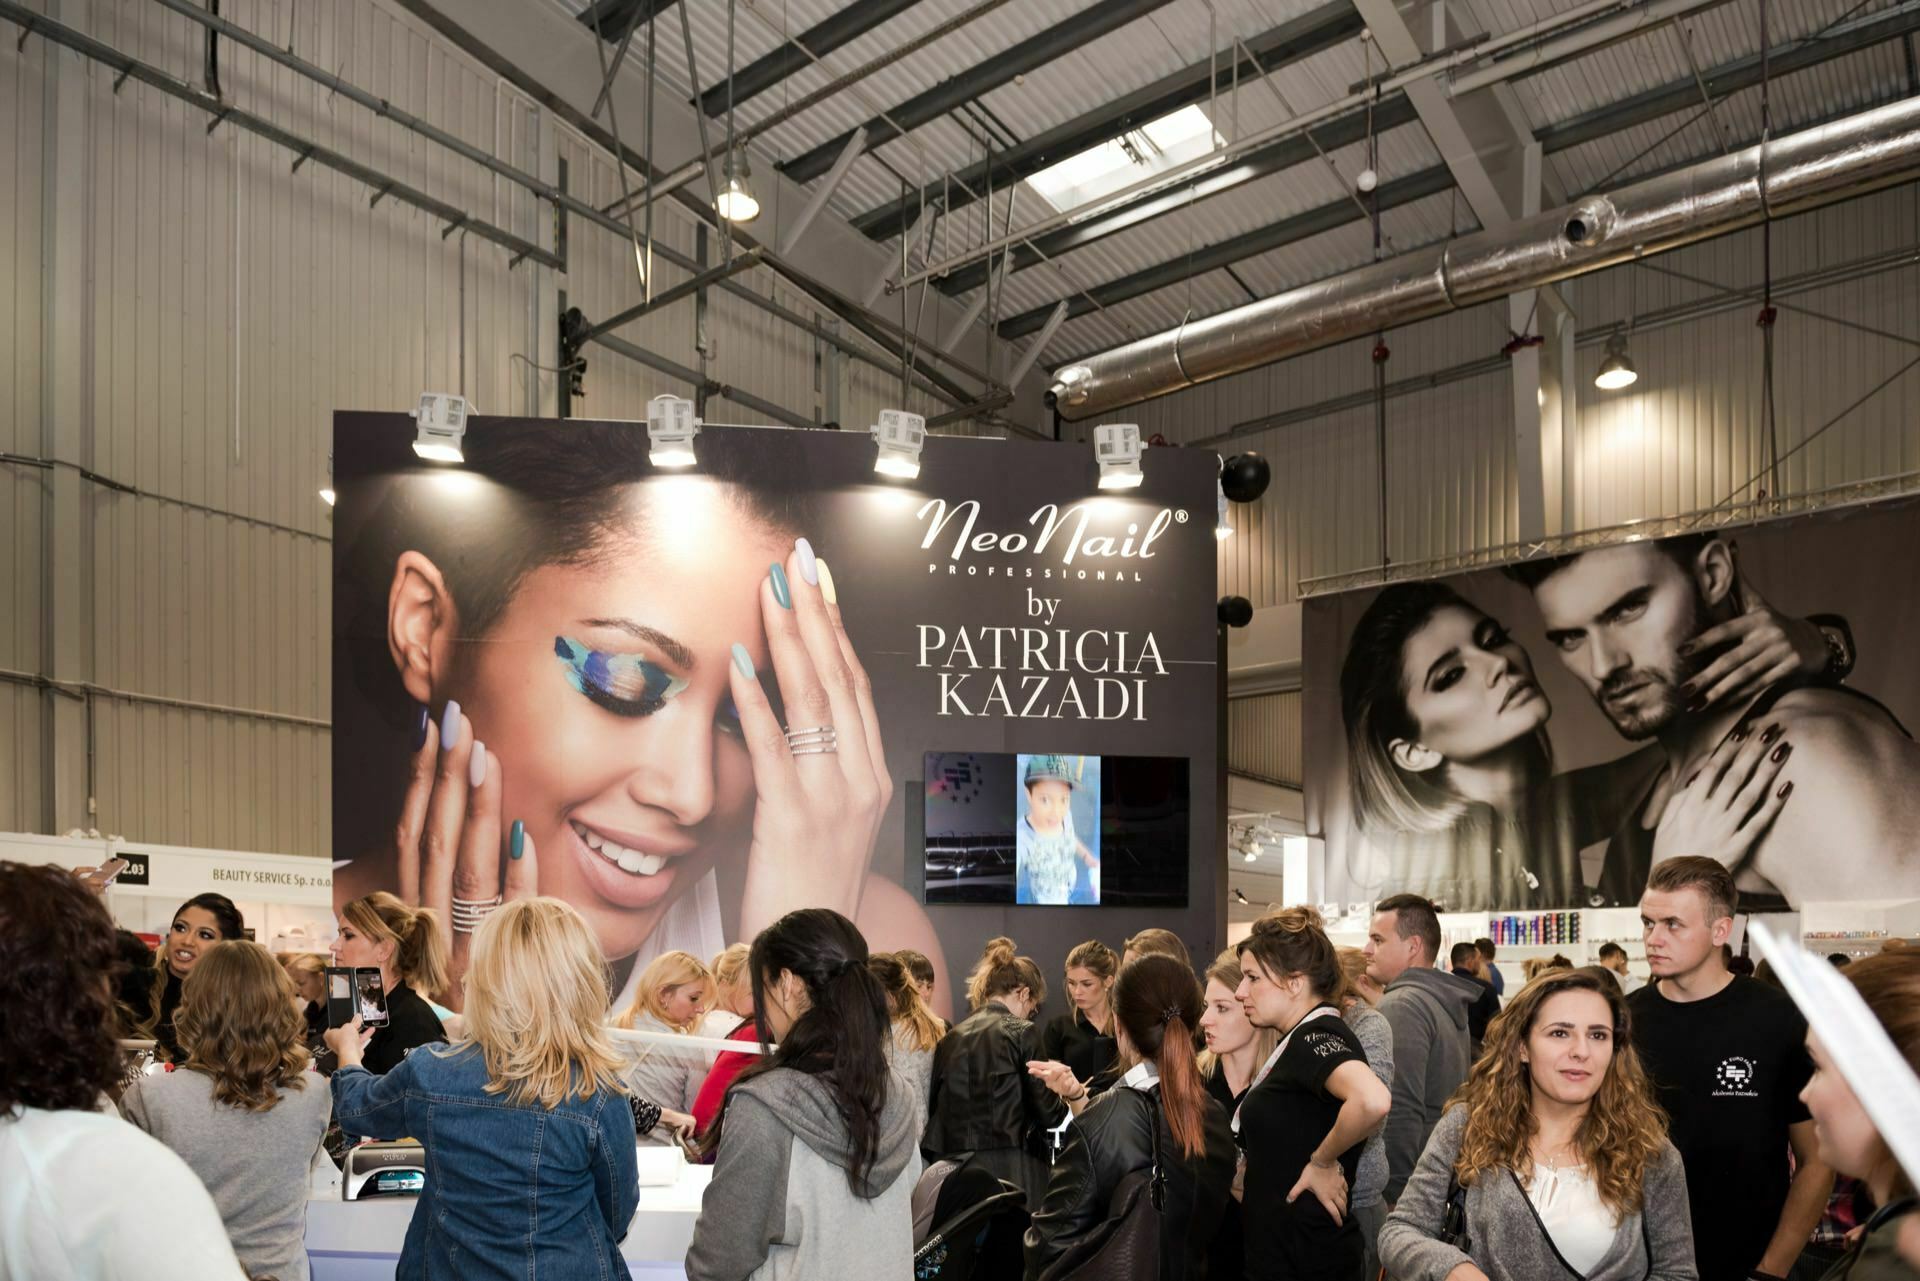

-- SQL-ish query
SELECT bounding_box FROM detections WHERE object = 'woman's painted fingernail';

[818,558,838,606]
[469,742,487,789]
[1686,696,1707,713]
[1731,724,1750,742]
[510,820,525,860]
[441,700,463,750]
[1771,741,1793,764]
[1777,780,1794,800]
[731,643,756,679]
[795,538,819,586]
[1686,772,1700,788]
[769,562,792,610]
[411,703,430,751]
[1678,640,1696,656]
[1761,722,1784,745]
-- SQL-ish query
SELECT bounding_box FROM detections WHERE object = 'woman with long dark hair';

[1026,954,1236,1281]
[141,892,246,1063]
[1235,908,1392,1281]
[687,909,921,1281]
[1379,967,1694,1280]
[1338,579,1822,908]
[924,937,1066,1207]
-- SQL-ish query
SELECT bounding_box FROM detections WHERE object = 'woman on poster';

[331,425,949,1014]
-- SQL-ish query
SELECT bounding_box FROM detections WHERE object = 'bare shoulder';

[1764,687,1917,768]
[855,876,954,1021]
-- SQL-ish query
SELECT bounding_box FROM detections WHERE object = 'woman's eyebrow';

[576,618,697,669]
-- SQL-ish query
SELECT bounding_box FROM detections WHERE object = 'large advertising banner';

[1302,498,1920,916]
[331,414,1222,1018]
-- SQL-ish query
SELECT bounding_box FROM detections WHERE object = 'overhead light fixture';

[410,393,470,464]
[1232,888,1250,905]
[1243,848,1258,863]
[1093,423,1144,490]
[1594,327,1638,390]
[1214,476,1232,540]
[871,408,926,479]
[715,146,760,223]
[647,394,701,467]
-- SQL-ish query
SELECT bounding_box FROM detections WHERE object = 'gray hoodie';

[1377,965,1479,1202]
[685,1065,923,1281]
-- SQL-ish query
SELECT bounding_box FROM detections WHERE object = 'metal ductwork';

[1048,96,1920,421]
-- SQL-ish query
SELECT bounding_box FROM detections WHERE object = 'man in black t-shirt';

[1630,857,1831,1281]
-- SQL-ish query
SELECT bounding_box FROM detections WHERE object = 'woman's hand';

[1026,1059,1085,1099]
[1444,1266,1492,1281]
[660,1108,697,1141]
[1679,576,1830,712]
[1288,1157,1348,1225]
[323,1015,375,1069]
[1653,720,1794,869]
[727,542,892,938]
[392,703,540,1011]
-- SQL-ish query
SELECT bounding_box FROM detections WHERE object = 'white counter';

[305,1159,710,1280]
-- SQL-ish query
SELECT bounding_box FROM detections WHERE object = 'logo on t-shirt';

[1713,1055,1760,1098]
[1303,1031,1346,1058]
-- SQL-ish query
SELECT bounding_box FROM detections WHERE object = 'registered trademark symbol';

[1174,510,1189,523]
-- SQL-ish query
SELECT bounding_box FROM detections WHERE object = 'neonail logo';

[916,498,1179,565]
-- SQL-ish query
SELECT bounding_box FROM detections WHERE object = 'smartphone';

[324,967,390,1029]
[79,858,128,891]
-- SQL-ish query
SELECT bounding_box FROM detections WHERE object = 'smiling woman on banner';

[332,424,949,1015]
[1337,577,1829,910]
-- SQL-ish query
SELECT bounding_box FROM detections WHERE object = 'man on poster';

[1509,534,1920,907]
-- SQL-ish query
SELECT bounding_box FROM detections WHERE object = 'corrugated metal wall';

[1228,691,1304,788]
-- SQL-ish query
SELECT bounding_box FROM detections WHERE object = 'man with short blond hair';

[1632,856,1831,1281]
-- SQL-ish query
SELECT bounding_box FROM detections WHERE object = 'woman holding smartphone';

[330,892,448,1074]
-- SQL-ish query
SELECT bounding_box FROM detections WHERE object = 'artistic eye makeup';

[554,636,691,718]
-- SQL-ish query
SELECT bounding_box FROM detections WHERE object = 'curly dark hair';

[0,862,128,1112]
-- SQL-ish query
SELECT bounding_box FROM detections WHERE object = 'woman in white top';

[0,861,244,1281]
[122,941,332,1281]
[1379,967,1697,1281]
[615,949,711,1140]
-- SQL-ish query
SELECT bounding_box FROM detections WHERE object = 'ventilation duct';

[1048,96,1920,420]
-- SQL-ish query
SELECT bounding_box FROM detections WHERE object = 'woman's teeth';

[572,821,667,877]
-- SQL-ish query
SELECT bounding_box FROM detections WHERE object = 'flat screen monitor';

[921,752,1189,907]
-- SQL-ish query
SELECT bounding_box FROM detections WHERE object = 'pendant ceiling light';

[716,146,760,223]
[1594,327,1639,391]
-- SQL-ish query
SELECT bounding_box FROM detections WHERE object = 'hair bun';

[1254,906,1324,936]
[982,937,1017,964]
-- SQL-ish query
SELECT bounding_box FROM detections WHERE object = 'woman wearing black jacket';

[1025,954,1236,1281]
[924,937,1065,1208]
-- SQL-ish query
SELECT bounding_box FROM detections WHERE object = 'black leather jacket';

[924,1001,1066,1157]
[1024,1080,1236,1281]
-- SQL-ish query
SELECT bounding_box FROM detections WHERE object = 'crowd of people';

[2,855,1917,1281]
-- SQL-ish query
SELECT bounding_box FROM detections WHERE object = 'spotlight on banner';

[410,393,469,464]
[319,450,337,507]
[871,408,927,479]
[1214,477,1232,541]
[647,394,701,468]
[1093,423,1144,490]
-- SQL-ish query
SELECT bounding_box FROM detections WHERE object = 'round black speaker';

[1221,452,1271,504]
[1218,596,1254,628]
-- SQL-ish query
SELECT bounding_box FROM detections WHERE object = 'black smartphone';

[325,966,390,1029]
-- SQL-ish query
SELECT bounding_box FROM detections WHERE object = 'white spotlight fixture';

[871,408,926,479]
[319,450,337,507]
[1093,423,1145,490]
[647,394,701,468]
[715,147,761,223]
[1214,476,1233,540]
[1594,327,1639,390]
[1243,848,1258,863]
[410,393,470,464]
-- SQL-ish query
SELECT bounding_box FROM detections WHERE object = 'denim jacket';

[331,1043,639,1281]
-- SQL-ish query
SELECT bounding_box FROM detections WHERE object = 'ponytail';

[868,952,943,1052]
[1112,953,1211,1161]
[340,892,449,1001]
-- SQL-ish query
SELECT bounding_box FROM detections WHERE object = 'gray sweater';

[1378,1106,1698,1281]
[686,1064,922,1281]
[1378,965,1478,1201]
[1346,1001,1395,1210]
[121,1066,332,1281]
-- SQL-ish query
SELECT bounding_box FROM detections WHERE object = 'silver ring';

[784,725,839,756]
[451,894,502,934]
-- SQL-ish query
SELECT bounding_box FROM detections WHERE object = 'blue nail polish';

[510,820,525,860]
[440,699,463,750]
[769,563,792,610]
[732,643,755,679]
[411,703,430,751]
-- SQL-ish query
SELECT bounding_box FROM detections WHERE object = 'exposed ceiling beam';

[777,0,1178,183]
[849,0,1364,242]
[576,0,678,39]
[997,4,1920,339]
[697,0,927,117]
[941,97,1423,295]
